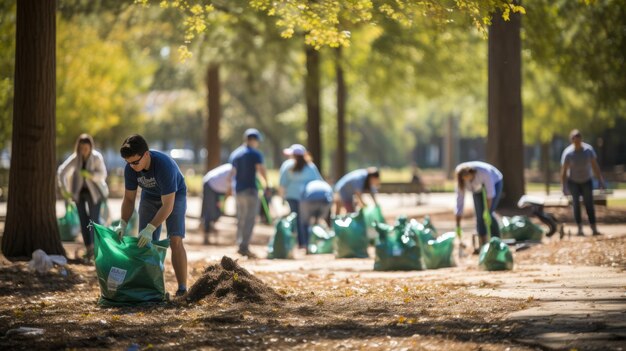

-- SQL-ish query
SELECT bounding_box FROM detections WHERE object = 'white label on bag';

[107,267,127,292]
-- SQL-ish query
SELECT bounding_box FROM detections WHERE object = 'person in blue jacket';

[279,144,322,248]
[334,167,380,214]
[114,135,188,297]
[299,179,333,248]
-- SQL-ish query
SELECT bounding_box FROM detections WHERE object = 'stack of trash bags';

[374,216,455,271]
[93,222,169,306]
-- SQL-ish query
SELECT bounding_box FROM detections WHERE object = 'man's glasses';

[127,153,145,166]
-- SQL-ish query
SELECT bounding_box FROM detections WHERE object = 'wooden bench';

[519,190,611,208]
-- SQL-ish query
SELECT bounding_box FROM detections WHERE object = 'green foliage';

[0,2,15,151]
[523,0,626,142]
[56,17,156,154]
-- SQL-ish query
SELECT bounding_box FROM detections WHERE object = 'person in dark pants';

[454,161,503,248]
[57,134,108,263]
[560,129,605,236]
[201,163,232,244]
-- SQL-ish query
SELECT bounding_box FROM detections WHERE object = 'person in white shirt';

[455,161,503,247]
[57,134,109,262]
[201,163,233,244]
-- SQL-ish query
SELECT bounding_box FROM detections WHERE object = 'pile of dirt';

[184,256,284,304]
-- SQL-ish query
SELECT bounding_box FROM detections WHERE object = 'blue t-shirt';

[279,159,322,200]
[124,150,187,200]
[229,144,264,192]
[302,180,333,203]
[334,169,373,201]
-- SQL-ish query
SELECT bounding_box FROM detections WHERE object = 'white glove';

[114,220,127,240]
[137,224,156,248]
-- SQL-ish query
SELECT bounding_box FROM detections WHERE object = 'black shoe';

[175,289,187,297]
[237,249,258,259]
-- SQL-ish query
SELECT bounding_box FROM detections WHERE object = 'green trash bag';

[110,210,139,237]
[58,202,81,242]
[307,225,335,254]
[362,205,385,243]
[374,216,425,271]
[93,222,169,306]
[333,210,369,258]
[267,212,297,259]
[500,216,543,242]
[421,232,456,269]
[478,236,514,271]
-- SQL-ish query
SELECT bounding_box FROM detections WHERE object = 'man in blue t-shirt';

[560,129,605,236]
[228,128,268,258]
[115,135,188,297]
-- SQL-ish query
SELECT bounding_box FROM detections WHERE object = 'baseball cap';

[283,144,306,156]
[243,128,262,141]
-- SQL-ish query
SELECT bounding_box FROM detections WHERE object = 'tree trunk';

[335,47,346,181]
[205,64,221,172]
[487,6,524,209]
[305,46,322,174]
[2,0,65,259]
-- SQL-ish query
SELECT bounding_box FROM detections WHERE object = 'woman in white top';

[455,161,503,246]
[57,134,108,261]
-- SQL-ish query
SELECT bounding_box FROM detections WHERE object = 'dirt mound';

[185,256,284,304]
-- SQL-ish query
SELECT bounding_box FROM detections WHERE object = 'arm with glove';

[137,192,175,248]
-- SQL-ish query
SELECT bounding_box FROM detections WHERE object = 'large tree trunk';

[305,46,322,174]
[487,6,524,209]
[335,47,346,181]
[2,0,65,259]
[205,64,221,172]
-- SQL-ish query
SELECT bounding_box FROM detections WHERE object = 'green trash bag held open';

[500,216,543,242]
[307,225,335,254]
[374,216,425,271]
[93,222,169,306]
[478,236,514,271]
[267,212,297,259]
[333,210,369,258]
[58,202,81,242]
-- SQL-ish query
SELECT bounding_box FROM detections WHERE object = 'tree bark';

[205,64,221,172]
[335,47,346,181]
[305,46,322,174]
[487,6,525,209]
[2,0,65,259]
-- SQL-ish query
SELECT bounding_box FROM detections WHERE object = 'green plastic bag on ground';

[362,205,385,242]
[307,225,335,254]
[110,210,139,237]
[500,216,543,242]
[267,212,297,259]
[420,232,455,269]
[333,210,369,258]
[374,216,425,271]
[93,222,169,306]
[58,202,80,242]
[478,236,514,271]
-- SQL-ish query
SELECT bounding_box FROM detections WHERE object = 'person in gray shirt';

[560,129,605,236]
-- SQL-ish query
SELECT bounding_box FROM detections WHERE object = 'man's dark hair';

[120,134,149,158]
[363,167,380,191]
